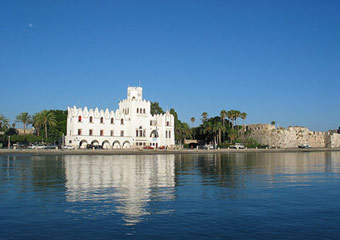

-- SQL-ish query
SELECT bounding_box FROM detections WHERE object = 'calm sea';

[1,152,340,239]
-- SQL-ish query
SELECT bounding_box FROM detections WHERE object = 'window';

[78,129,82,135]
[100,117,104,123]
[89,116,93,123]
[143,130,146,137]
[166,131,168,138]
[69,140,72,144]
[120,131,124,137]
[111,130,114,136]
[137,108,139,113]
[111,118,114,124]
[136,129,139,137]
[150,120,152,126]
[100,130,104,136]
[143,108,145,114]
[169,131,171,138]
[140,108,142,113]
[140,129,143,137]
[166,121,170,126]
[121,119,124,125]
[78,116,82,122]
[89,129,93,136]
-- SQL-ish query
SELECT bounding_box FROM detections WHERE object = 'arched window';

[111,118,114,124]
[121,119,124,125]
[89,116,93,123]
[137,108,139,113]
[100,117,104,123]
[166,131,168,138]
[140,108,142,113]
[169,131,171,138]
[78,116,82,122]
[143,109,145,114]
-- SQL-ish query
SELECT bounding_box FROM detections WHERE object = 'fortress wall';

[326,133,340,148]
[245,124,332,148]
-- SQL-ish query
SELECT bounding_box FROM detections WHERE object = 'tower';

[127,87,143,101]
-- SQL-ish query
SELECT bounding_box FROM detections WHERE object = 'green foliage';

[16,112,33,134]
[183,144,190,149]
[35,110,66,143]
[150,102,165,115]
[218,141,230,148]
[0,114,10,131]
[170,108,191,143]
[5,128,18,136]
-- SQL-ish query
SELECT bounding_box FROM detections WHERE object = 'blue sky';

[1,0,339,131]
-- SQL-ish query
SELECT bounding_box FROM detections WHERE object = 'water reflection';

[1,151,340,227]
[64,154,175,225]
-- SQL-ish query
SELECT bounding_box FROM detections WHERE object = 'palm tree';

[226,110,233,128]
[16,112,32,135]
[240,112,247,126]
[201,112,208,123]
[0,114,10,131]
[220,110,227,127]
[190,117,195,128]
[228,128,238,144]
[234,110,241,127]
[32,112,42,136]
[35,110,57,140]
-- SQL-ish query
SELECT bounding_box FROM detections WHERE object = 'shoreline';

[1,148,340,156]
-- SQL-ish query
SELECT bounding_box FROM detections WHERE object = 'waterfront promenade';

[1,147,340,156]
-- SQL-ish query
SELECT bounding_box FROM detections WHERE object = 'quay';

[1,148,340,156]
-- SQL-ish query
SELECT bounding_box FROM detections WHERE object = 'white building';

[66,87,175,149]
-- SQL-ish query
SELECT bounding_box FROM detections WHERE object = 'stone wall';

[243,124,340,148]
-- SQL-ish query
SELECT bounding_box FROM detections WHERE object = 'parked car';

[158,146,165,149]
[298,144,311,148]
[144,146,154,149]
[64,145,75,150]
[32,144,46,150]
[45,144,57,149]
[199,144,214,149]
[230,143,245,149]
[86,144,103,149]
[13,142,27,149]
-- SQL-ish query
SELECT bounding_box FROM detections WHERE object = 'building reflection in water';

[64,154,175,225]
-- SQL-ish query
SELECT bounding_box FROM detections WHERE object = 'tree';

[220,110,227,127]
[190,117,195,127]
[32,112,42,136]
[16,112,32,135]
[228,128,238,144]
[150,102,165,115]
[201,112,208,123]
[0,114,10,131]
[35,110,57,140]
[240,112,247,126]
[271,121,276,126]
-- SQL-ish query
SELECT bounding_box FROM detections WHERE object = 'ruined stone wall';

[326,133,340,148]
[244,124,335,148]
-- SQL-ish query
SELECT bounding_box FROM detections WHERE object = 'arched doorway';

[112,140,121,149]
[122,141,131,149]
[79,140,88,149]
[102,140,111,149]
[150,130,159,138]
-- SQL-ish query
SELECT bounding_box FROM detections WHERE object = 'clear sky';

[1,0,339,131]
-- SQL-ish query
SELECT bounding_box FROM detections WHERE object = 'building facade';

[66,87,175,149]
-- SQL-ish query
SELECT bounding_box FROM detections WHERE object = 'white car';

[32,144,46,150]
[64,145,75,150]
[230,143,245,149]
